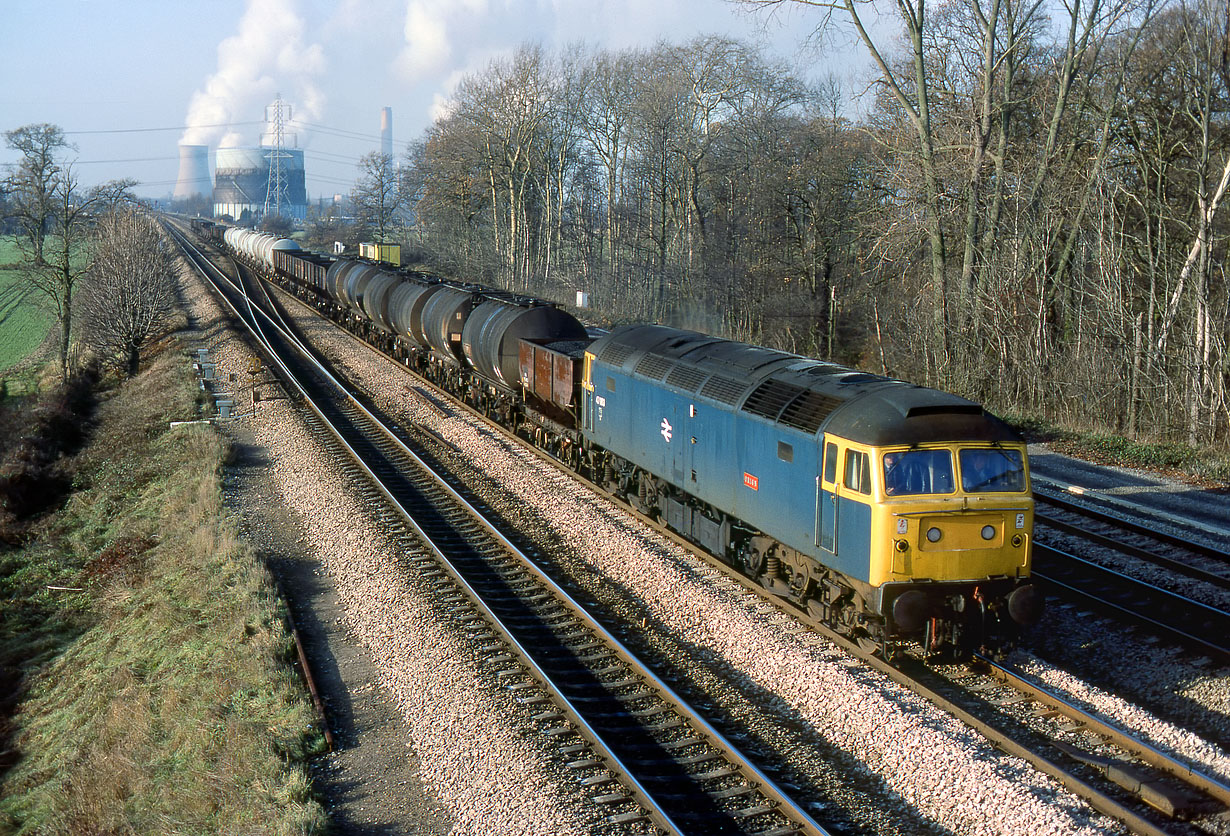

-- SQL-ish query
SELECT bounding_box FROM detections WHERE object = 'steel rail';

[976,656,1230,812]
[1033,477,1230,543]
[1035,511,1230,591]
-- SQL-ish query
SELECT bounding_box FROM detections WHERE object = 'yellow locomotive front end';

[868,442,1042,654]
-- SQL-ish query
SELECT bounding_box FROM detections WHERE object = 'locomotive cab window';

[843,450,871,495]
[823,442,838,484]
[777,441,793,463]
[883,449,955,496]
[959,448,1026,493]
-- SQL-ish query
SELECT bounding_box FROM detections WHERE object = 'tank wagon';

[209,226,1041,657]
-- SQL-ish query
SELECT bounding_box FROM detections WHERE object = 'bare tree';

[5,123,138,381]
[77,210,178,377]
[351,151,402,243]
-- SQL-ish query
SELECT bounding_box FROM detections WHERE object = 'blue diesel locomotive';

[582,325,1040,656]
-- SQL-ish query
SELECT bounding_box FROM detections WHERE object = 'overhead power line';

[291,119,384,143]
[65,121,264,135]
[74,155,180,164]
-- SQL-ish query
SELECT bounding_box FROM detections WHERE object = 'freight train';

[192,218,1042,658]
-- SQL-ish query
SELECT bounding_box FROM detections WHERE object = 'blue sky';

[1,0,871,199]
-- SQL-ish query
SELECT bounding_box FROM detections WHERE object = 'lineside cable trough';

[182,345,254,424]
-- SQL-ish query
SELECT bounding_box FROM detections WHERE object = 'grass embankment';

[0,237,53,382]
[0,346,325,834]
[1005,413,1230,487]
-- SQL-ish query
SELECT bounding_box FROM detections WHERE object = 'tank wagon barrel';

[387,279,446,350]
[462,297,589,392]
[420,286,482,364]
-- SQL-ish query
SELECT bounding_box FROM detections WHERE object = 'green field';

[0,237,54,373]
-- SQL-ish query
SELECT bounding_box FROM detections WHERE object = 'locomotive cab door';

[581,352,596,433]
[670,400,695,487]
[817,438,838,553]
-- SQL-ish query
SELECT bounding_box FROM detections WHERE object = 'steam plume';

[181,0,326,148]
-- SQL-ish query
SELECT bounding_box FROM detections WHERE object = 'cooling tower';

[212,146,308,221]
[173,144,210,200]
[380,107,392,159]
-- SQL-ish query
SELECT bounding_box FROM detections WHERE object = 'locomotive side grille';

[666,365,708,392]
[634,353,674,380]
[699,375,746,405]
[779,390,845,434]
[598,342,637,367]
[743,380,806,420]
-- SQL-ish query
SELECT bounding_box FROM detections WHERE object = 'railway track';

[1029,544,1230,663]
[167,221,835,836]
[172,222,1230,835]
[1035,491,1230,593]
[1026,489,1230,663]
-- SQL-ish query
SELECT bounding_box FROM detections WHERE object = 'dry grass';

[0,347,325,835]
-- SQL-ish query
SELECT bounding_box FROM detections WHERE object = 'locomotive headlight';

[1011,534,1024,548]
[926,527,942,543]
[981,525,996,541]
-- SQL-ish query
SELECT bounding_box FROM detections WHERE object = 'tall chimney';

[173,144,210,200]
[380,107,392,159]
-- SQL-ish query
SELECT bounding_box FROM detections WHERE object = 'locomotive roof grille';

[779,390,846,433]
[666,365,708,392]
[599,341,637,367]
[699,375,746,405]
[743,379,806,420]
[634,353,674,380]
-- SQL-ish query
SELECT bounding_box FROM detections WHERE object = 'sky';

[0,0,877,200]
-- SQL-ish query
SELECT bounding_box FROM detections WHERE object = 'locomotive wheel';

[783,552,814,599]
